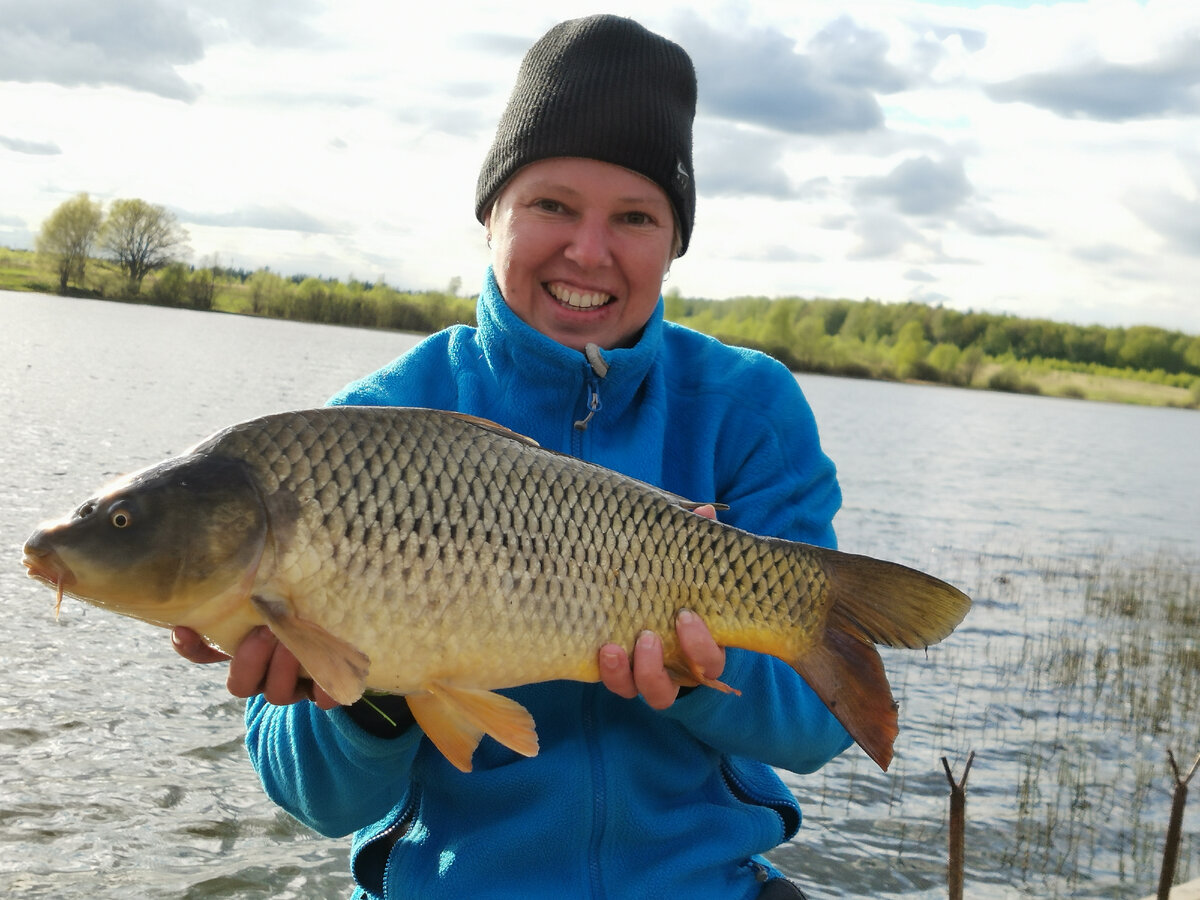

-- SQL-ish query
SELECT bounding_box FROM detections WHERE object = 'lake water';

[2,290,1198,898]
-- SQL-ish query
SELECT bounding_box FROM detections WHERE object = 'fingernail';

[677,609,696,625]
[599,647,621,668]
[638,630,657,649]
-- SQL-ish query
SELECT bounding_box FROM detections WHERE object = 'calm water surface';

[2,291,1197,898]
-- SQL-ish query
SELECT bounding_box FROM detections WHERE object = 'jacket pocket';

[351,788,420,899]
[721,757,801,841]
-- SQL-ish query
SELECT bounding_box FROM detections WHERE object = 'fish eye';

[110,509,133,529]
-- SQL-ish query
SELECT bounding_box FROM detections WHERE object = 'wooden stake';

[943,751,975,900]
[1157,749,1200,900]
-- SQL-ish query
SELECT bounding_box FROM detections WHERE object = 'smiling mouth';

[545,282,615,310]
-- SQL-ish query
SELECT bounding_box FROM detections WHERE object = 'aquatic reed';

[784,544,1200,898]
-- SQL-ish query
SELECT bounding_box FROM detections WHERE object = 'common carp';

[23,406,970,772]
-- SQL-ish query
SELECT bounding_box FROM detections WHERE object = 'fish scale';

[23,405,970,772]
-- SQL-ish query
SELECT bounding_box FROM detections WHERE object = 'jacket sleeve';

[326,327,464,409]
[662,649,852,772]
[244,696,422,837]
[711,355,841,550]
[666,352,853,772]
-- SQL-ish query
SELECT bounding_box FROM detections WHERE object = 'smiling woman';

[484,158,677,351]
[168,14,872,900]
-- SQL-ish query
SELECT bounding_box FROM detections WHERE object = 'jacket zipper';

[720,761,797,840]
[357,789,419,899]
[573,343,611,897]
[572,343,608,455]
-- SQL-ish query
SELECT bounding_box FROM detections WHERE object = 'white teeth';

[548,283,611,309]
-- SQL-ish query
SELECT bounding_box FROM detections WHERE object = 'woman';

[174,15,851,899]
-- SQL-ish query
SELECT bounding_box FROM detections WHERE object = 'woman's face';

[486,157,676,352]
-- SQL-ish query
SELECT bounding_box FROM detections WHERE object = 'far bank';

[3,246,1197,411]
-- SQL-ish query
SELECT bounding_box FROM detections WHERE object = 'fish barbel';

[22,406,970,772]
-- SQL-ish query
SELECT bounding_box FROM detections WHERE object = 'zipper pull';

[573,374,602,431]
[573,343,608,432]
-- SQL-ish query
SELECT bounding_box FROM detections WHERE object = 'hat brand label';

[675,159,690,189]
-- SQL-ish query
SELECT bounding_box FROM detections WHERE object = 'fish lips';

[22,532,77,592]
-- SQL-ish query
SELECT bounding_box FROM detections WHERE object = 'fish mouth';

[545,281,615,310]
[22,540,76,619]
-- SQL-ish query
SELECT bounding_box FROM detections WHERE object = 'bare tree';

[35,193,104,293]
[101,198,190,294]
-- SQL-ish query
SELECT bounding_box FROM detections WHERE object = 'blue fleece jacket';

[244,269,852,900]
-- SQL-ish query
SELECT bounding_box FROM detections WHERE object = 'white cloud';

[1,0,1199,333]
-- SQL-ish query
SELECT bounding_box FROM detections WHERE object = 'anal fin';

[251,594,370,706]
[408,681,539,773]
[793,628,899,771]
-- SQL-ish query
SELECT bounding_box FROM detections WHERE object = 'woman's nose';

[564,215,613,268]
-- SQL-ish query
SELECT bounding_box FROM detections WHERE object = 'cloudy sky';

[2,0,1199,333]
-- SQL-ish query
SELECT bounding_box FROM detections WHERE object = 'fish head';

[22,453,269,628]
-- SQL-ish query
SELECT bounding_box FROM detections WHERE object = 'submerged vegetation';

[2,244,1197,409]
[792,545,1200,896]
[1003,552,1200,888]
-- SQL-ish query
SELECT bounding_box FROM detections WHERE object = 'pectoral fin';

[250,594,370,706]
[407,681,539,773]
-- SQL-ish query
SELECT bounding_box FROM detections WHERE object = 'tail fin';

[791,549,971,771]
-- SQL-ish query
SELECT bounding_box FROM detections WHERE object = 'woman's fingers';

[175,624,333,708]
[171,626,230,664]
[675,609,725,684]
[598,643,638,698]
[598,610,726,709]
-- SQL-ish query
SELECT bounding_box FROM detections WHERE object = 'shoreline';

[2,277,1196,412]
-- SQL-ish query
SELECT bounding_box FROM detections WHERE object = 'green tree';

[927,342,962,381]
[247,269,285,315]
[1184,336,1200,375]
[892,319,930,378]
[150,262,190,306]
[981,320,1013,356]
[35,192,103,293]
[101,198,190,294]
[188,254,219,311]
[1118,326,1178,372]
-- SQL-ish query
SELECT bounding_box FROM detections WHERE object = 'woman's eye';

[534,199,564,213]
[623,211,653,226]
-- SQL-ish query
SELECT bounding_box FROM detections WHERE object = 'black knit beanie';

[475,15,697,255]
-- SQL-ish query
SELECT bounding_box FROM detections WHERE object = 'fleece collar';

[475,266,665,430]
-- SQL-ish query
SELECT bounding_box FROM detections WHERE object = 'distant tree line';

[664,293,1200,388]
[36,193,190,297]
[238,270,476,333]
[25,195,1200,404]
[30,194,474,328]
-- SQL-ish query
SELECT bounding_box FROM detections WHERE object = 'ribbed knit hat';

[475,15,698,255]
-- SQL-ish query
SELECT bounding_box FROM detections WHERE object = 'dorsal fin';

[438,411,542,448]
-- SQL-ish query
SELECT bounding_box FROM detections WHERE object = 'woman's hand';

[597,504,727,709]
[598,610,726,709]
[171,625,339,709]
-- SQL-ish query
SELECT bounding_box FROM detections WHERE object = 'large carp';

[23,406,970,772]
